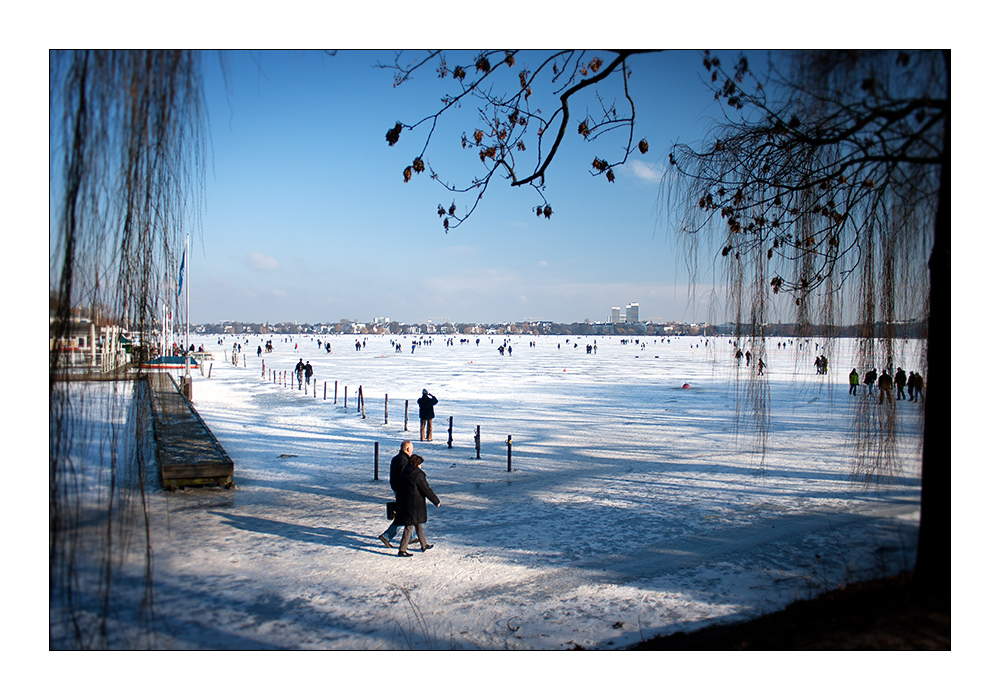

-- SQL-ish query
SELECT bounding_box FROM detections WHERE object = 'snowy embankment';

[54,333,924,650]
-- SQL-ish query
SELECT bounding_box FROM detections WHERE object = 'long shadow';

[208,510,398,556]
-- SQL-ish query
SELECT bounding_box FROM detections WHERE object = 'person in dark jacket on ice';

[417,389,438,441]
[377,440,417,548]
[395,454,441,557]
[894,367,907,400]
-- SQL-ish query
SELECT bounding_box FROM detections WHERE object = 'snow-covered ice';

[51,332,926,653]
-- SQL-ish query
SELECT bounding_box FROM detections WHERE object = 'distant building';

[626,302,639,324]
[611,306,621,323]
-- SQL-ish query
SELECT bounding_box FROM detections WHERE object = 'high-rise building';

[611,306,621,323]
[626,302,639,323]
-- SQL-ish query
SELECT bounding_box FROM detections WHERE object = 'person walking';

[395,454,441,557]
[911,372,925,401]
[417,389,438,441]
[894,367,907,400]
[377,440,417,548]
[863,367,877,395]
[878,369,894,405]
[849,368,859,396]
[304,361,314,387]
[294,358,305,389]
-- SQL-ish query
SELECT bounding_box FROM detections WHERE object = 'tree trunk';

[915,50,950,599]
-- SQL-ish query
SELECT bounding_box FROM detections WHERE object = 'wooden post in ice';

[344,385,347,407]
[359,385,365,418]
[404,400,409,431]
[313,380,316,398]
[261,361,265,378]
[324,382,327,400]
[506,435,512,472]
[448,417,453,448]
[374,442,380,481]
[475,425,481,459]
[384,394,389,425]
[208,363,213,379]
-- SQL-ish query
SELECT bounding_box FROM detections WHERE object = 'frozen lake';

[51,332,925,651]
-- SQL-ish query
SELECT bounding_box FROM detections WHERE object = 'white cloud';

[539,260,549,267]
[246,251,279,270]
[627,160,666,183]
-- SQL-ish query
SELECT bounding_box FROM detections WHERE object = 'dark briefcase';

[386,501,396,520]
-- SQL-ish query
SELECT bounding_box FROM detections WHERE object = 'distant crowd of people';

[849,366,924,403]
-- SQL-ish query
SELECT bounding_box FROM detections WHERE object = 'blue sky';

[192,49,736,326]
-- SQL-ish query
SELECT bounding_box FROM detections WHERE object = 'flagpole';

[184,233,191,387]
[185,232,190,362]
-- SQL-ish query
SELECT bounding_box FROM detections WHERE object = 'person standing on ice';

[417,389,438,441]
[377,440,417,548]
[894,367,907,400]
[294,358,305,389]
[910,371,924,401]
[878,369,894,404]
[395,454,441,557]
[304,361,314,386]
[849,368,859,396]
[864,367,878,395]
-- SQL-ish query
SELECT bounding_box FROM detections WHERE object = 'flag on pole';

[177,250,186,300]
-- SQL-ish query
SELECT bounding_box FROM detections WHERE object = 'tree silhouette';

[49,50,208,648]
[380,50,653,229]
[665,50,948,596]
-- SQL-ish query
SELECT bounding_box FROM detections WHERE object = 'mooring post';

[404,400,409,431]
[507,435,512,472]
[385,394,389,425]
[261,361,265,378]
[208,363,213,379]
[448,416,453,448]
[313,380,316,398]
[374,441,379,481]
[324,381,327,400]
[475,425,481,459]
[344,385,347,407]
[359,385,365,418]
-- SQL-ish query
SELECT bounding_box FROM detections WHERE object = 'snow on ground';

[52,332,925,653]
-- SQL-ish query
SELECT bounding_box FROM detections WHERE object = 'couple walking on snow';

[378,440,441,557]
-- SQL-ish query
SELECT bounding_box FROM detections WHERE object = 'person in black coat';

[396,454,441,557]
[863,368,878,395]
[377,440,415,548]
[417,389,438,441]
[894,367,907,400]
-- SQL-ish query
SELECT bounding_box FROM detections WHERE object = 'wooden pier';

[147,372,234,491]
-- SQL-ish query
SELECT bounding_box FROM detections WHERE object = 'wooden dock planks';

[147,372,234,491]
